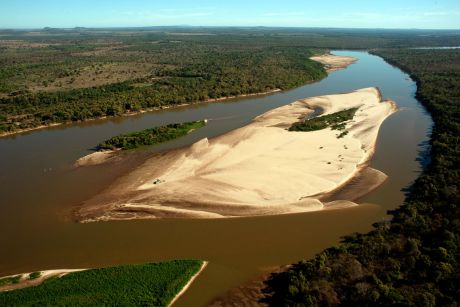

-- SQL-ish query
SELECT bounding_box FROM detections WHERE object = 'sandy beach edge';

[168,261,208,307]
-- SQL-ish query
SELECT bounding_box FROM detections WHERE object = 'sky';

[1,0,459,29]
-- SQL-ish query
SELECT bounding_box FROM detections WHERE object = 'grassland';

[0,260,203,306]
[98,120,206,150]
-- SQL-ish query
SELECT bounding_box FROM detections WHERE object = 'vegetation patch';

[0,260,203,306]
[289,107,358,135]
[28,272,41,280]
[0,275,21,287]
[98,120,206,150]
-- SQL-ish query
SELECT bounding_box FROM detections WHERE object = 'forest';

[0,29,330,134]
[0,260,203,305]
[2,27,460,135]
[263,48,460,306]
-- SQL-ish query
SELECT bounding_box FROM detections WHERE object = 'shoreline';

[0,52,354,139]
[0,89,282,139]
[168,261,208,307]
[76,86,397,222]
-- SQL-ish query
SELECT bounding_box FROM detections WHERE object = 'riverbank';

[0,89,280,139]
[169,261,208,307]
[76,87,396,222]
[0,53,355,139]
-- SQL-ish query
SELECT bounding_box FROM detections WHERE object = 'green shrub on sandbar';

[98,120,206,150]
[289,108,358,132]
[0,275,21,287]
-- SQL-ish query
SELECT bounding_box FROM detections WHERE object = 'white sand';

[74,150,116,167]
[310,54,357,72]
[78,87,396,221]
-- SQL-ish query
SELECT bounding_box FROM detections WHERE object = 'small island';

[0,260,207,306]
[99,120,207,150]
[75,120,206,166]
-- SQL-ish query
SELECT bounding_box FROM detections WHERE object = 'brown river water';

[0,51,432,306]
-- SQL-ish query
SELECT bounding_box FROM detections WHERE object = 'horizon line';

[1,25,460,31]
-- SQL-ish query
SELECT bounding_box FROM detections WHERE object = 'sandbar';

[77,87,397,221]
[310,53,357,72]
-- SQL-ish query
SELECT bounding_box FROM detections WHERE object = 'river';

[0,51,432,306]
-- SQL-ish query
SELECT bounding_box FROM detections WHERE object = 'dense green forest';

[263,49,460,306]
[98,120,206,150]
[0,29,330,134]
[0,260,203,306]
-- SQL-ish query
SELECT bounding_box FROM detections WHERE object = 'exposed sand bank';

[169,261,208,307]
[0,269,86,292]
[74,150,119,167]
[310,54,357,72]
[77,87,396,222]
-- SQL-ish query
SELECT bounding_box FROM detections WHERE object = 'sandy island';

[76,86,396,222]
[1,262,208,306]
[310,53,357,72]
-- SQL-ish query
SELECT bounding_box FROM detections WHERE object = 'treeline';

[98,120,206,150]
[263,49,460,306]
[0,45,325,133]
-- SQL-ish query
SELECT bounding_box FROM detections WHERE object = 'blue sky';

[1,0,459,29]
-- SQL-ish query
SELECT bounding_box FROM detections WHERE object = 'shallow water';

[0,51,432,306]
